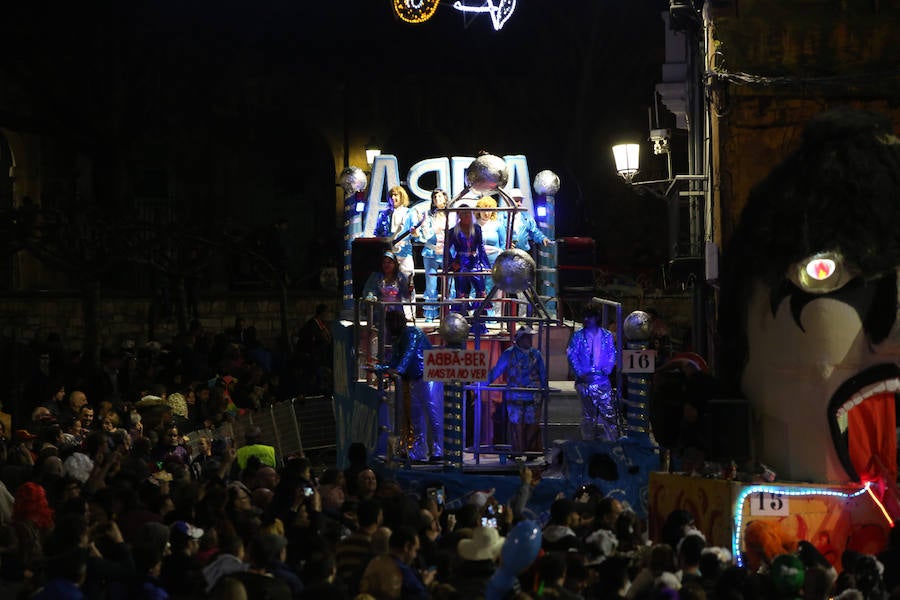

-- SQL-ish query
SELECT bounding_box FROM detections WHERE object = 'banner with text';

[424,348,490,382]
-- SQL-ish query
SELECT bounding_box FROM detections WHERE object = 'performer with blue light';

[415,188,450,322]
[487,326,548,453]
[508,188,550,253]
[567,300,618,441]
[374,310,442,462]
[447,202,491,322]
[374,185,417,314]
[476,196,506,320]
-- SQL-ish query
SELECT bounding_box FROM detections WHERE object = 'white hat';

[508,188,524,198]
[458,526,505,561]
[466,488,495,509]
[171,520,204,540]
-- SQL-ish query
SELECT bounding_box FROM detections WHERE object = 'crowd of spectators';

[1,319,899,599]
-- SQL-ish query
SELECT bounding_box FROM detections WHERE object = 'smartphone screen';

[481,517,498,528]
[427,487,445,506]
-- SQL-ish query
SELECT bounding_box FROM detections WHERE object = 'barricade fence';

[184,395,336,467]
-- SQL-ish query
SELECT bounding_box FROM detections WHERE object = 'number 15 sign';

[749,492,789,516]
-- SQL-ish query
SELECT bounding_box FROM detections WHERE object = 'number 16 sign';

[622,349,656,373]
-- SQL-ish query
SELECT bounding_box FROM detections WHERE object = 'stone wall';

[708,0,900,244]
[0,291,339,351]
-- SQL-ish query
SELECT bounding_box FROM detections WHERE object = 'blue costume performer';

[376,311,442,461]
[476,196,506,319]
[415,188,450,322]
[566,301,618,441]
[374,186,417,319]
[507,188,549,253]
[505,188,550,316]
[487,326,548,452]
[447,206,491,316]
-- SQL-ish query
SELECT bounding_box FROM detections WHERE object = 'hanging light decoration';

[451,0,517,30]
[393,0,440,24]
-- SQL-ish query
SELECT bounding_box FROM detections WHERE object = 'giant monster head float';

[719,108,900,493]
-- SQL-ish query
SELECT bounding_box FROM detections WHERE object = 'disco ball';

[623,311,652,342]
[492,248,536,293]
[465,154,509,193]
[533,170,560,196]
[439,312,470,346]
[338,166,367,195]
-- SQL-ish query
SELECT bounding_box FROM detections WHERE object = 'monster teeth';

[839,377,900,414]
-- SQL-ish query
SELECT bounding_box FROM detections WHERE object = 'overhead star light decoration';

[452,0,517,30]
[393,0,440,24]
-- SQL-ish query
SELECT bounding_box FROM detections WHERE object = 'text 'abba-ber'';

[423,349,490,382]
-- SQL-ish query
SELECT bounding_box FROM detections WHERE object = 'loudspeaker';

[557,237,595,290]
[702,398,753,461]
[352,237,392,299]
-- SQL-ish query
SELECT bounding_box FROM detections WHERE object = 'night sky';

[1,0,672,270]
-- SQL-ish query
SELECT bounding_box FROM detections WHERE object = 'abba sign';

[362,154,537,236]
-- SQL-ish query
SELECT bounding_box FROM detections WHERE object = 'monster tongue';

[848,391,899,518]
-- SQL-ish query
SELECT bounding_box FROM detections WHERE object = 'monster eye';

[788,251,858,294]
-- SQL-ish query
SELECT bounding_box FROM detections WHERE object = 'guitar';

[392,210,427,246]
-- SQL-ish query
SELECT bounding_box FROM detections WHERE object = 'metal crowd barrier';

[184,395,336,467]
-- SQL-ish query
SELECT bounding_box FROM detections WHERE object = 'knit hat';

[515,326,536,340]
[771,553,805,599]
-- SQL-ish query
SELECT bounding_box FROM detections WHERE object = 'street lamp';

[365,137,381,166]
[610,129,708,270]
[612,143,640,183]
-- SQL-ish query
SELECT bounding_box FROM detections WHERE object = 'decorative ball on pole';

[532,169,560,318]
[439,312,471,348]
[491,248,536,294]
[338,166,367,195]
[623,310,653,342]
[623,310,654,444]
[439,311,471,471]
[465,154,509,193]
[533,170,560,196]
